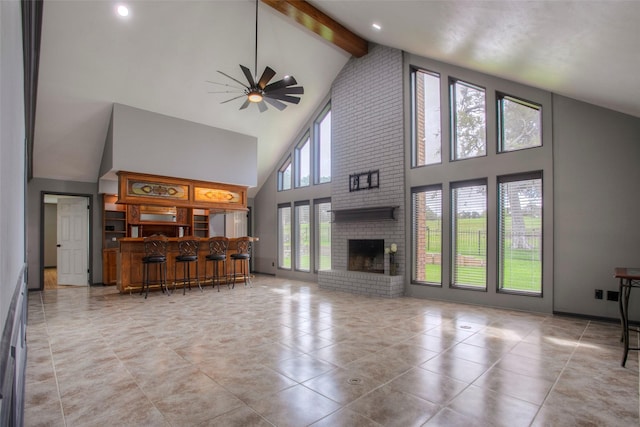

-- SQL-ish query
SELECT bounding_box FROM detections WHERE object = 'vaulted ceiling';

[34,1,640,196]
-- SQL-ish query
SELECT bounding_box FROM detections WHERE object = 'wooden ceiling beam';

[261,0,368,58]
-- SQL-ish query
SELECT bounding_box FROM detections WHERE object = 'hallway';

[24,275,639,426]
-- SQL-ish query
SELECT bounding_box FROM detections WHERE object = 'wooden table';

[614,267,640,366]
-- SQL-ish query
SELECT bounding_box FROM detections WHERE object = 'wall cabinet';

[102,194,126,285]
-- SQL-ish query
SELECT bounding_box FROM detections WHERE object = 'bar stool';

[173,236,202,295]
[230,236,252,288]
[205,236,229,291]
[141,234,168,299]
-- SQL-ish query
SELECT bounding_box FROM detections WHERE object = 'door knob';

[56,244,61,247]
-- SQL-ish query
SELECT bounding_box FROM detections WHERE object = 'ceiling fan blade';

[257,101,268,113]
[240,65,256,88]
[265,86,304,96]
[263,97,287,111]
[221,94,247,104]
[264,93,301,104]
[257,66,276,89]
[206,80,246,90]
[239,98,251,110]
[264,76,298,92]
[216,70,249,89]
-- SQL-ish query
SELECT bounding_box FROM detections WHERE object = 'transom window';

[315,105,332,184]
[278,157,292,192]
[295,135,310,188]
[451,79,486,160]
[412,68,441,167]
[498,94,542,152]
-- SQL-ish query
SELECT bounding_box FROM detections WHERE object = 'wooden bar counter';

[116,236,258,293]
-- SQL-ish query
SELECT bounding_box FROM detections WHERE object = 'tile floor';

[25,275,639,426]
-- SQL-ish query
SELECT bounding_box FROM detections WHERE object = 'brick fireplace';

[317,44,405,298]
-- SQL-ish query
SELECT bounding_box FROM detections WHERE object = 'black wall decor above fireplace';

[349,170,379,192]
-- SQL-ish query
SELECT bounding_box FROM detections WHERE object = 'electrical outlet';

[595,289,603,299]
[607,290,619,301]
[272,262,275,267]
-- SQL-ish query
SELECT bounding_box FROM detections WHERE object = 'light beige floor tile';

[347,384,438,427]
[23,277,640,427]
[251,384,341,427]
[447,385,539,427]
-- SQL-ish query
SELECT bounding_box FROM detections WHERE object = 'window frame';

[294,134,311,188]
[497,93,543,153]
[450,179,488,291]
[314,103,332,185]
[411,185,443,286]
[450,78,487,161]
[277,157,292,192]
[277,203,292,269]
[497,171,543,296]
[294,200,311,272]
[314,198,331,273]
[411,67,442,168]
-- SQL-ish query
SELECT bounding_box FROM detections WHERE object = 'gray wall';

[254,43,640,319]
[26,179,102,290]
[0,0,26,334]
[553,95,640,318]
[108,103,258,188]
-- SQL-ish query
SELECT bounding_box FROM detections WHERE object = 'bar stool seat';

[205,236,229,291]
[141,234,168,299]
[230,236,252,288]
[173,236,202,295]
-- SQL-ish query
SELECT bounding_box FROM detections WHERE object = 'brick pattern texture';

[319,44,405,296]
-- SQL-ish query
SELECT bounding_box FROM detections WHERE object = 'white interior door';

[57,197,89,286]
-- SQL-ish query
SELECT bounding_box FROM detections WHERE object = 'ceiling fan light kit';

[211,0,304,112]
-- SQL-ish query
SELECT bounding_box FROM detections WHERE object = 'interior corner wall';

[0,0,26,334]
[253,169,278,275]
[553,95,640,319]
[26,179,102,289]
[111,103,258,187]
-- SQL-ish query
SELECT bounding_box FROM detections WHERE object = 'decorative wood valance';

[117,171,247,211]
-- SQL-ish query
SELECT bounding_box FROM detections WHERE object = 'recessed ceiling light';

[117,5,129,17]
[372,23,382,31]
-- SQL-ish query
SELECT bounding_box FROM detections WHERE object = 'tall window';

[451,181,487,289]
[315,105,332,184]
[412,186,442,284]
[278,204,291,269]
[315,199,331,271]
[412,68,441,166]
[295,202,310,271]
[278,157,292,191]
[498,173,542,294]
[451,80,486,160]
[498,94,542,152]
[295,135,310,188]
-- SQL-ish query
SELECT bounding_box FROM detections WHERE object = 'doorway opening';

[40,192,93,290]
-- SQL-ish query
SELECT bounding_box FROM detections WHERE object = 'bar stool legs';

[173,237,202,295]
[174,257,202,295]
[141,260,167,299]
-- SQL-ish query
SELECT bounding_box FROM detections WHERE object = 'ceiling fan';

[208,0,304,112]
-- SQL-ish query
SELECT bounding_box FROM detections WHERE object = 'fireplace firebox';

[348,239,384,274]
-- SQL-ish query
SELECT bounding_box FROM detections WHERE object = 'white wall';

[108,103,258,187]
[0,0,26,331]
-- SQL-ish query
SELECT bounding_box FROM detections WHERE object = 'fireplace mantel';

[332,206,398,222]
